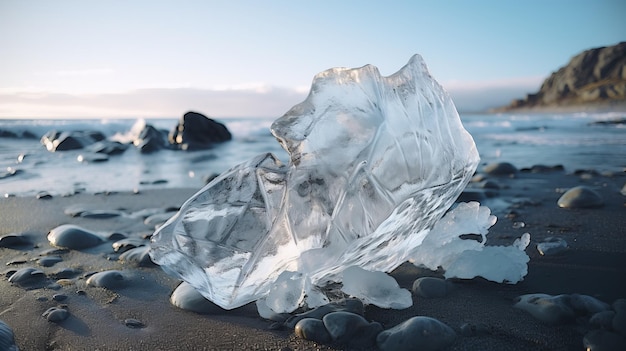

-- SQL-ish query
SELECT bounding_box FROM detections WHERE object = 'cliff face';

[497,42,626,111]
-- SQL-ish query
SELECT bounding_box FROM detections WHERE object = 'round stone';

[47,224,104,249]
[37,256,63,267]
[42,307,69,323]
[483,162,517,176]
[377,316,456,351]
[0,233,31,248]
[170,282,224,314]
[8,267,46,286]
[124,318,145,328]
[321,311,382,348]
[119,246,156,267]
[557,186,603,208]
[294,318,331,344]
[86,270,126,290]
[513,294,575,324]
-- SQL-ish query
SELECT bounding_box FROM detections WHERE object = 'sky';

[1,0,624,118]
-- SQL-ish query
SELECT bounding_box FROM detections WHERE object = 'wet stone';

[50,267,81,279]
[52,293,68,302]
[0,233,32,248]
[47,224,104,250]
[536,237,568,256]
[568,294,610,315]
[86,270,126,290]
[80,209,124,219]
[124,318,145,329]
[483,162,518,176]
[294,318,332,344]
[557,186,604,209]
[8,267,47,287]
[284,298,364,329]
[377,316,456,351]
[37,255,63,267]
[170,282,225,314]
[0,319,19,351]
[119,246,156,267]
[513,294,575,324]
[322,311,382,348]
[42,307,69,323]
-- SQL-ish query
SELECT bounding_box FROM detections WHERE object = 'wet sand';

[1,167,625,350]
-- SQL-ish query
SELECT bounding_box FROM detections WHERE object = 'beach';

[1,163,625,350]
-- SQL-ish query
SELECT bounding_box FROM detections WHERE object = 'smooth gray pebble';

[377,316,456,351]
[557,186,604,208]
[86,270,126,290]
[47,224,104,249]
[42,307,69,323]
[294,318,332,344]
[170,282,224,314]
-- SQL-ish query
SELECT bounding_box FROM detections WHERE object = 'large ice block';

[150,54,480,309]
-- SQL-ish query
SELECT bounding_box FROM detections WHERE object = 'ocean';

[0,112,624,197]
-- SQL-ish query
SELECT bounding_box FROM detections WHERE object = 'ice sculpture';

[150,54,481,309]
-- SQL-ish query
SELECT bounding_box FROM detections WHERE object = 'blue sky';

[1,0,624,118]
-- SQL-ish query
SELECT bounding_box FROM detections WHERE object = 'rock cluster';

[40,111,231,153]
[496,41,626,111]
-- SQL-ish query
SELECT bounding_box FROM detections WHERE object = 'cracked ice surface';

[150,54,480,309]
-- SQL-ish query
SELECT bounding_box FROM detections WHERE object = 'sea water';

[0,112,624,196]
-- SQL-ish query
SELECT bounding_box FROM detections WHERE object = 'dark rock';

[52,293,68,302]
[483,162,518,176]
[133,124,169,153]
[50,267,82,279]
[459,322,491,337]
[41,130,106,151]
[124,318,145,328]
[37,256,63,267]
[322,311,382,348]
[86,140,128,155]
[169,111,232,150]
[456,189,486,202]
[557,186,604,208]
[47,224,104,249]
[495,42,626,111]
[0,233,31,248]
[377,316,456,351]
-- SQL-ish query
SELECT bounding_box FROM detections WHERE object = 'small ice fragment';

[341,266,412,309]
[265,271,305,313]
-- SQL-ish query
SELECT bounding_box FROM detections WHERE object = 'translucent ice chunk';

[341,266,412,309]
[150,54,480,309]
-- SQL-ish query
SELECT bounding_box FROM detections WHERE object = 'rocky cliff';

[495,42,626,111]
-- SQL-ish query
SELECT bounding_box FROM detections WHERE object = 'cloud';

[0,75,546,118]
[0,87,307,118]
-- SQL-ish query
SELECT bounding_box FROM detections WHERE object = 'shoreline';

[1,166,625,350]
